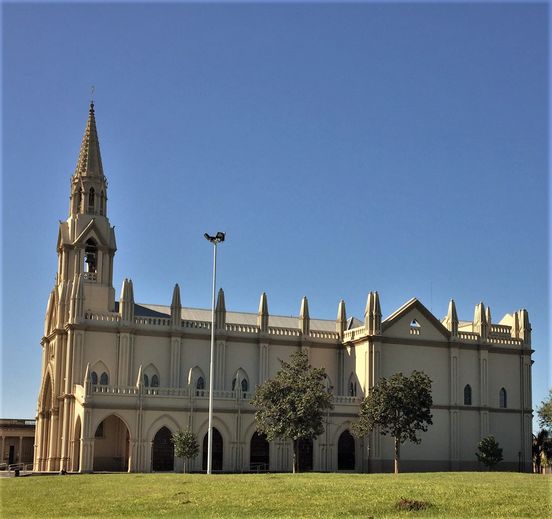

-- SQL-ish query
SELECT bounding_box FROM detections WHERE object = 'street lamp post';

[204,231,225,474]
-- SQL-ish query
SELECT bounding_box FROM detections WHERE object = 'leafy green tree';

[532,429,552,474]
[352,371,433,474]
[171,429,199,473]
[251,351,333,473]
[537,389,552,430]
[475,435,503,470]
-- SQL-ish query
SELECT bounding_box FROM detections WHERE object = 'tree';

[251,351,333,473]
[537,389,552,430]
[532,429,552,474]
[475,435,503,470]
[352,371,433,474]
[171,429,199,473]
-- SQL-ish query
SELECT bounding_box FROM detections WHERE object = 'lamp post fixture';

[204,231,225,474]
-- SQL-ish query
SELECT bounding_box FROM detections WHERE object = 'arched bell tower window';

[100,191,105,216]
[88,188,95,214]
[84,239,97,273]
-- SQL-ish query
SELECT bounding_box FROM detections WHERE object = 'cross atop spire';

[74,101,104,179]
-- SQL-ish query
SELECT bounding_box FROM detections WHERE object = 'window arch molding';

[91,361,109,387]
[188,366,206,397]
[231,368,250,395]
[143,364,160,389]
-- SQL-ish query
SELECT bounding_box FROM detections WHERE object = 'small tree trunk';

[183,460,187,474]
[394,437,400,474]
[292,439,298,474]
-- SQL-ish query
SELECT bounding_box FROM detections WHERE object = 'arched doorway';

[338,430,355,470]
[93,415,130,471]
[250,432,269,471]
[298,438,313,472]
[152,427,174,471]
[202,428,223,471]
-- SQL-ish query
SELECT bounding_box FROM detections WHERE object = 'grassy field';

[1,472,549,518]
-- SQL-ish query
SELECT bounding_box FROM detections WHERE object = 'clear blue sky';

[2,3,549,429]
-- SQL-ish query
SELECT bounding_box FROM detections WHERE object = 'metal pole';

[207,241,217,474]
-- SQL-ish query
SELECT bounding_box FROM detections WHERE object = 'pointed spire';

[512,311,520,339]
[56,282,69,328]
[519,309,531,345]
[336,299,347,337]
[485,306,492,327]
[215,288,226,329]
[170,283,181,327]
[74,102,104,179]
[299,296,310,335]
[257,292,269,333]
[473,302,487,340]
[44,289,56,336]
[84,363,91,394]
[119,278,135,322]
[136,365,143,388]
[365,291,382,335]
[444,299,459,337]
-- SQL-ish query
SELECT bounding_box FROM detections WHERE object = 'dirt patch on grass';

[396,497,430,511]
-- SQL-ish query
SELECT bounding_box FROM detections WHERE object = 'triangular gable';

[74,219,108,247]
[382,297,450,340]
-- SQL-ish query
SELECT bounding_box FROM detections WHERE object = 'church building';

[34,103,534,473]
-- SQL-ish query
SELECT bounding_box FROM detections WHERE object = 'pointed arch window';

[348,374,357,397]
[196,376,205,396]
[151,374,159,388]
[499,387,507,408]
[143,374,149,387]
[463,384,472,406]
[100,191,105,216]
[99,372,108,385]
[88,187,95,213]
[90,371,98,385]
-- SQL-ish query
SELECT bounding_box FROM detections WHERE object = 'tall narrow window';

[100,191,105,216]
[499,387,507,408]
[99,372,108,385]
[88,187,95,213]
[90,371,98,385]
[464,384,472,405]
[151,374,159,388]
[143,374,149,387]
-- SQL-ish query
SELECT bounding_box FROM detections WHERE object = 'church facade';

[34,104,534,473]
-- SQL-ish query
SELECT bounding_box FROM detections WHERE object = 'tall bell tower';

[57,101,116,313]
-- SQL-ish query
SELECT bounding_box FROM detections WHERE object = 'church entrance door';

[298,438,313,472]
[202,428,223,471]
[152,427,174,471]
[250,432,269,471]
[337,430,355,470]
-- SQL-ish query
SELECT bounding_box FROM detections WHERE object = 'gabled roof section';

[382,297,450,339]
[73,102,104,179]
[73,219,109,247]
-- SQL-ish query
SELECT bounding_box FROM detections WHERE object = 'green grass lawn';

[1,472,549,518]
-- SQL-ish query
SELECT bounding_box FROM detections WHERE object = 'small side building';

[0,419,36,468]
